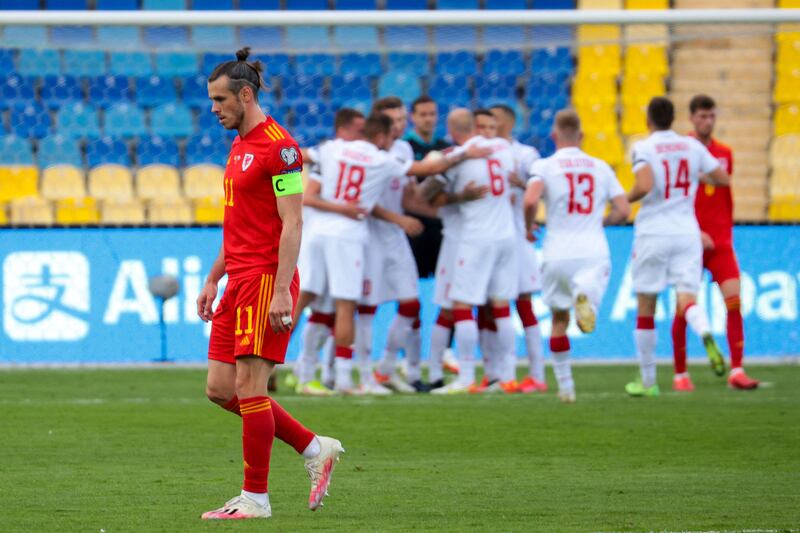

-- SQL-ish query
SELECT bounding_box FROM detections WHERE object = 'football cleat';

[557,389,576,403]
[295,380,335,396]
[284,372,299,389]
[499,380,520,394]
[574,294,596,334]
[428,378,445,390]
[410,379,432,393]
[625,379,660,398]
[468,376,492,394]
[672,374,695,392]
[519,376,548,394]
[383,374,416,394]
[431,380,472,395]
[373,370,390,385]
[442,348,460,374]
[305,436,345,511]
[201,494,271,520]
[353,382,393,396]
[702,334,726,377]
[728,369,760,390]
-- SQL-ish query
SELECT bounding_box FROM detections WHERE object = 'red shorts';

[208,271,299,365]
[703,247,740,285]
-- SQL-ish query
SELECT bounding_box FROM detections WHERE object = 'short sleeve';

[527,158,546,185]
[268,138,304,197]
[631,141,652,173]
[387,155,413,178]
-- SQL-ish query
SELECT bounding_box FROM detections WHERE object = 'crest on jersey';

[242,153,254,171]
[280,147,298,167]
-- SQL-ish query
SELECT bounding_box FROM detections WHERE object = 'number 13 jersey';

[528,146,624,261]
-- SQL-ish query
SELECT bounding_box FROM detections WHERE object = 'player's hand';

[461,181,489,202]
[464,145,493,160]
[269,287,294,334]
[340,203,369,221]
[701,232,715,251]
[526,223,540,243]
[400,215,424,237]
[196,281,218,323]
[509,174,526,189]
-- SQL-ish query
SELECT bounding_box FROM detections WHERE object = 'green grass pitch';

[0,365,798,532]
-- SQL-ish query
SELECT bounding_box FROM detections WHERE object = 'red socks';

[436,313,454,329]
[240,396,274,493]
[516,299,538,328]
[272,399,315,455]
[672,313,687,374]
[726,296,744,369]
[550,335,570,353]
[335,345,353,359]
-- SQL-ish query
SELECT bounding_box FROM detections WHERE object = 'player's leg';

[429,308,453,389]
[550,309,575,403]
[376,297,420,393]
[626,293,660,397]
[431,302,478,394]
[474,305,496,392]
[354,304,391,394]
[296,308,335,395]
[206,283,239,412]
[517,293,547,393]
[332,299,357,393]
[485,239,520,394]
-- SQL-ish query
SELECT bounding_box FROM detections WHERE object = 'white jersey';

[631,130,720,237]
[369,139,415,237]
[509,139,541,237]
[446,135,516,242]
[313,139,411,242]
[528,146,624,261]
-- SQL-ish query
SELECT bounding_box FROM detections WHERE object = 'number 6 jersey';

[630,130,720,237]
[528,146,624,261]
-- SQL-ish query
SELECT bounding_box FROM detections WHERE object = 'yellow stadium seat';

[40,165,85,200]
[621,74,665,106]
[101,199,146,225]
[769,134,800,171]
[194,197,225,224]
[774,104,800,136]
[55,198,100,226]
[577,45,621,76]
[583,131,624,167]
[184,164,224,200]
[148,197,193,225]
[576,104,618,134]
[625,0,668,8]
[572,73,618,108]
[577,24,621,44]
[625,133,648,161]
[779,0,800,7]
[776,24,800,43]
[0,166,38,202]
[621,103,648,136]
[136,164,181,200]
[10,197,53,226]
[579,0,622,8]
[777,41,800,75]
[615,164,635,189]
[774,69,800,104]
[0,203,7,225]
[768,197,800,221]
[624,45,668,76]
[624,23,669,44]
[88,164,134,200]
[770,168,800,198]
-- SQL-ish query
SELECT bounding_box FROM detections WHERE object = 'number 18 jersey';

[528,147,624,261]
[631,130,720,237]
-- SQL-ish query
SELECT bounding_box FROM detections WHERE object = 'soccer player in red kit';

[197,49,344,520]
[672,94,759,391]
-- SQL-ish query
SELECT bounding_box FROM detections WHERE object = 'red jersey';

[222,117,304,280]
[692,134,734,249]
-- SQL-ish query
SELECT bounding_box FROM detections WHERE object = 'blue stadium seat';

[56,103,101,139]
[485,0,528,7]
[151,103,194,138]
[89,75,133,108]
[17,49,61,77]
[136,76,177,108]
[256,53,293,77]
[482,50,526,76]
[2,26,47,48]
[525,81,569,109]
[198,110,224,133]
[333,26,379,50]
[96,0,138,8]
[63,50,107,77]
[436,51,478,76]
[51,26,95,46]
[109,51,153,77]
[98,26,142,47]
[0,75,37,110]
[335,0,377,8]
[436,0,478,8]
[386,0,427,8]
[0,135,34,166]
[38,135,83,167]
[531,46,573,75]
[429,75,472,104]
[286,26,330,50]
[329,74,373,105]
[286,0,328,8]
[192,27,236,48]
[378,71,421,101]
[384,27,429,49]
[294,54,337,76]
[238,27,284,53]
[192,0,233,8]
[185,133,230,166]
[290,102,335,130]
[483,26,527,47]
[474,74,518,103]
[10,103,52,140]
[292,127,329,147]
[528,105,559,137]
[336,98,370,115]
[532,0,574,8]
[143,0,186,8]
[281,75,324,101]
[201,53,230,75]
[524,134,555,157]
[143,27,190,48]
[41,75,85,110]
[239,0,281,8]
[137,135,181,167]
[86,136,131,167]
[154,52,199,77]
[46,0,88,8]
[387,52,429,76]
[0,50,14,73]
[0,0,38,8]
[338,52,382,76]
[433,26,477,49]
[104,102,147,138]
[530,25,574,46]
[182,74,210,110]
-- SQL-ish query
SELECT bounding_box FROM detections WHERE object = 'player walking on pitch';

[625,97,730,398]
[198,49,343,519]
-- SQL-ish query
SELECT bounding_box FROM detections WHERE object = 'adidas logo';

[240,336,251,346]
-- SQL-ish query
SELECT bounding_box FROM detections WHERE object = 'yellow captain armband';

[272,172,303,197]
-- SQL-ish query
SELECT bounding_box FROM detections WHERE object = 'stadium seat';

[39,76,84,110]
[531,47,573,75]
[578,0,621,7]
[56,103,102,139]
[329,74,373,105]
[10,197,54,226]
[436,51,478,76]
[185,133,231,166]
[0,0,38,8]
[774,69,800,104]
[154,52,199,77]
[335,0,378,8]
[384,27,429,49]
[89,75,133,108]
[287,0,327,8]
[181,74,209,110]
[239,0,281,8]
[482,50,526,76]
[41,165,86,200]
[334,26,379,51]
[294,54,338,76]
[386,0,427,8]
[485,0,528,7]
[774,104,800,135]
[148,198,193,225]
[63,50,107,77]
[192,0,233,8]
[51,26,95,46]
[525,78,570,108]
[335,98,371,115]
[281,75,325,101]
[429,75,472,104]
[136,76,178,108]
[0,166,38,202]
[621,73,665,106]
[769,134,800,170]
[483,26,528,47]
[86,137,131,168]
[286,26,331,50]
[624,45,668,77]
[583,131,624,166]
[575,103,618,134]
[437,0,479,7]
[96,0,138,8]
[2,26,47,48]
[184,164,224,199]
[88,164,134,200]
[191,26,236,49]
[55,197,100,226]
[143,27,190,49]
[238,27,285,53]
[386,52,429,76]
[777,40,800,75]
[338,53,383,77]
[0,50,14,73]
[577,45,621,76]
[193,197,225,224]
[474,74,519,103]
[104,102,147,139]
[38,135,82,167]
[46,0,88,7]
[0,75,36,110]
[109,52,153,77]
[151,103,194,138]
[532,0,575,9]
[0,135,34,166]
[101,198,146,225]
[625,0,667,7]
[17,49,61,77]
[529,106,557,137]
[291,102,336,131]
[143,0,185,8]
[137,136,181,167]
[10,102,52,140]
[136,164,182,200]
[621,102,648,136]
[98,26,142,48]
[292,127,329,147]
[0,205,6,225]
[433,26,478,50]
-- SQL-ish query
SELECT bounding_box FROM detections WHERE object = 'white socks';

[378,315,415,376]
[406,326,422,383]
[635,328,658,388]
[525,324,545,382]
[685,304,711,338]
[454,319,478,385]
[429,321,451,383]
[552,351,573,394]
[301,436,321,459]
[242,490,269,507]
[334,356,353,390]
[299,322,330,384]
[494,316,516,382]
[355,312,374,383]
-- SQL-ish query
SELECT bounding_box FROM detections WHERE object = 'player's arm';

[401,179,439,218]
[419,175,488,208]
[627,163,654,203]
[371,204,424,237]
[271,190,303,333]
[302,176,367,220]
[604,195,631,226]
[700,166,731,187]
[196,244,225,322]
[524,178,544,240]
[406,144,492,177]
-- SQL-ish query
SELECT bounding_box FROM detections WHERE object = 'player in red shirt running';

[672,94,759,391]
[197,49,344,520]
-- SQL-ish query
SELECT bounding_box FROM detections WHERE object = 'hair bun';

[235,47,251,62]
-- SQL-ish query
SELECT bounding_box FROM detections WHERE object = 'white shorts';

[541,257,611,311]
[632,233,702,294]
[297,230,317,293]
[303,235,365,302]
[450,237,519,306]
[309,292,335,314]
[361,224,419,306]
[517,237,542,295]
[433,234,458,309]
